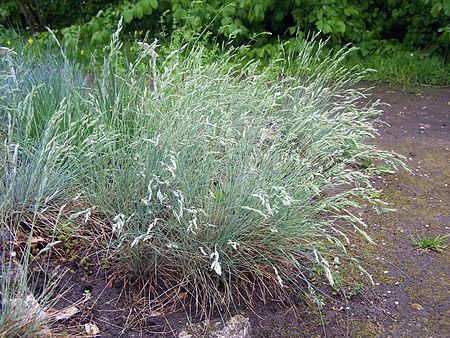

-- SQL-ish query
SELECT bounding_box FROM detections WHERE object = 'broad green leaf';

[431,2,442,18]
[254,4,264,23]
[150,0,158,9]
[444,1,450,16]
[90,21,99,32]
[323,22,332,33]
[141,0,153,14]
[222,4,236,17]
[122,8,133,23]
[221,16,233,26]
[91,31,103,44]
[173,7,185,22]
[134,4,144,19]
[335,20,346,33]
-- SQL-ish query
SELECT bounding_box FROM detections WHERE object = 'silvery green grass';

[1,21,403,328]
[0,240,60,337]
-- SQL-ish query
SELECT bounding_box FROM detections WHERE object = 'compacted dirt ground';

[358,85,449,337]
[49,85,449,337]
[250,85,450,338]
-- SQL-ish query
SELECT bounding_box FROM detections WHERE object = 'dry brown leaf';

[49,305,79,321]
[85,322,100,336]
[14,236,47,246]
[31,236,46,244]
[411,303,424,310]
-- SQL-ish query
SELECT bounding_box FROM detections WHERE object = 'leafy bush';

[3,1,448,86]
[2,0,449,57]
[1,25,403,317]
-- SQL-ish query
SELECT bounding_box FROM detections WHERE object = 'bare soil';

[47,85,449,337]
[249,85,450,338]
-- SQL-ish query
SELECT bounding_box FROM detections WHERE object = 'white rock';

[178,315,251,338]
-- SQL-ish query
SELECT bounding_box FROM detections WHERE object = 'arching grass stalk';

[0,23,404,320]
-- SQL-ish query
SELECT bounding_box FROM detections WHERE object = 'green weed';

[411,235,448,253]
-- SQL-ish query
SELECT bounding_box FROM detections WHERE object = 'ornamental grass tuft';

[0,23,403,318]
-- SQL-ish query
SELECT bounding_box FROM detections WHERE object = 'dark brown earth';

[46,85,449,337]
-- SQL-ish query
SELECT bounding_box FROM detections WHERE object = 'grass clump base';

[0,243,59,337]
[0,23,404,321]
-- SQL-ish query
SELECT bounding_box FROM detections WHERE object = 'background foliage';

[1,0,449,58]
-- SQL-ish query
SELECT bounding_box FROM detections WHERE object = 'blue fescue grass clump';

[0,23,403,318]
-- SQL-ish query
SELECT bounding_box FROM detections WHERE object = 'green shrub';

[2,1,448,56]
[3,1,448,86]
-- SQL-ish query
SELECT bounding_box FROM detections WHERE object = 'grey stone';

[178,315,251,338]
